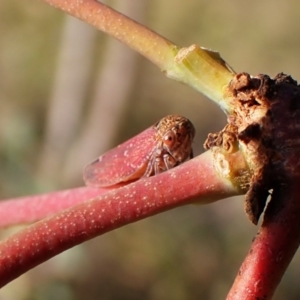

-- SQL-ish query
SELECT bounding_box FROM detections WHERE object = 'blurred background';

[1,0,300,299]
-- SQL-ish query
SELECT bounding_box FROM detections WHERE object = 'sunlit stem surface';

[42,0,235,110]
[0,152,243,287]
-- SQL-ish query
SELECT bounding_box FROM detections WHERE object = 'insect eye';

[163,131,176,149]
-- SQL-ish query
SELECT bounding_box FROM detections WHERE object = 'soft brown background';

[0,0,300,299]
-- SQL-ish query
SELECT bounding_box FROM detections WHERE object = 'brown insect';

[83,115,195,187]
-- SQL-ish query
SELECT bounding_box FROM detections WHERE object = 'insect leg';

[143,152,155,177]
[154,156,162,175]
[163,153,177,170]
[144,150,164,176]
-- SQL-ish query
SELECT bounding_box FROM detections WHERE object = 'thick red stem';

[227,178,300,299]
[0,152,239,287]
[0,187,107,227]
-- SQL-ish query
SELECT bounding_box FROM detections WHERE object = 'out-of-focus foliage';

[0,0,300,299]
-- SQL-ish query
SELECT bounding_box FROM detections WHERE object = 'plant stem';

[0,152,240,287]
[0,187,105,227]
[41,0,234,106]
[227,178,300,299]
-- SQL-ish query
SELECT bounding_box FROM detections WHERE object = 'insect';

[83,115,195,187]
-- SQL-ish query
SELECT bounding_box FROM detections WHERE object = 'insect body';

[83,115,195,187]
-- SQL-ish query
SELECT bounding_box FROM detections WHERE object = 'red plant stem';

[0,187,108,227]
[227,177,300,300]
[0,152,239,287]
[42,0,176,69]
[41,0,234,106]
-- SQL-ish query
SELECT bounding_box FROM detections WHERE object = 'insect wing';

[83,126,157,187]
